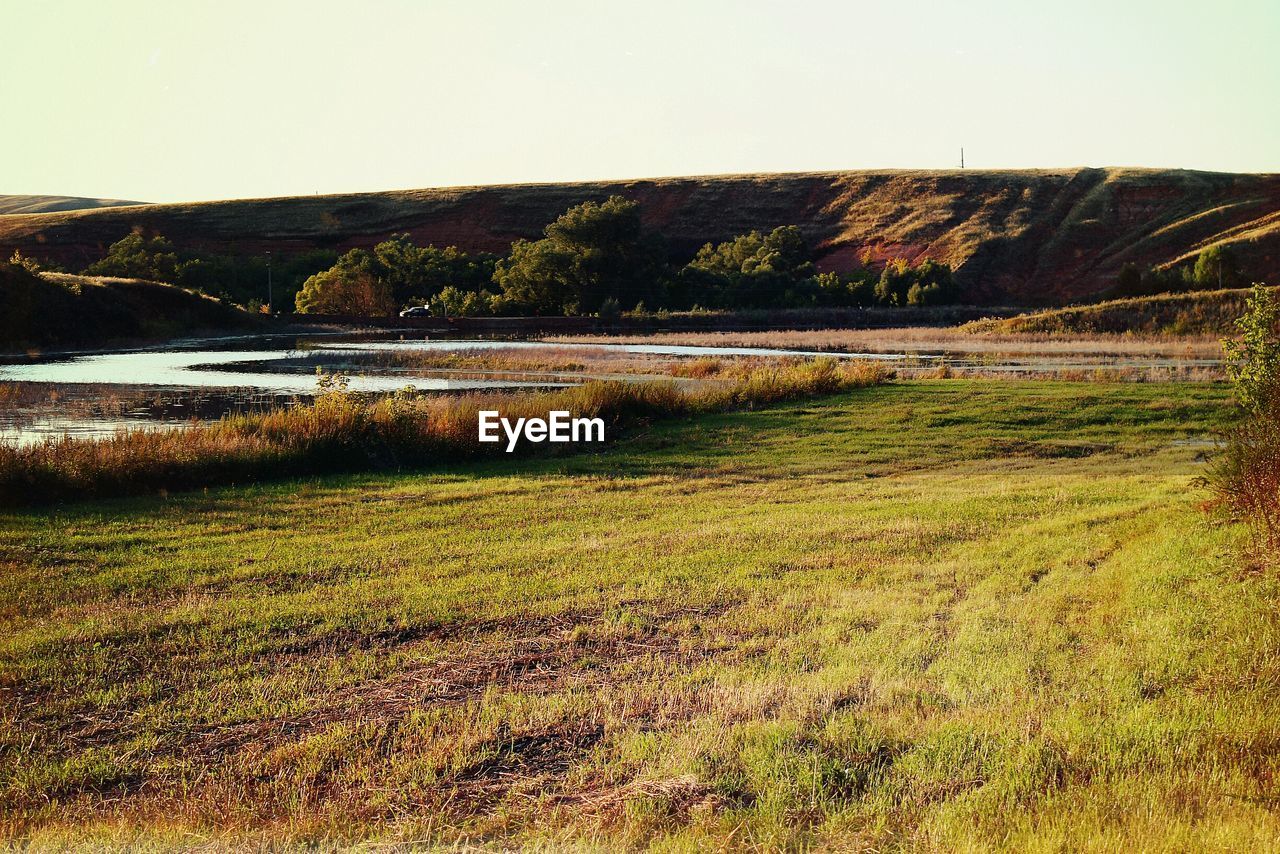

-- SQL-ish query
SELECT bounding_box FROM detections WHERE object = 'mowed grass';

[2,381,1278,850]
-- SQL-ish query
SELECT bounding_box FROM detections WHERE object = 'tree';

[491,239,579,314]
[493,196,664,315]
[84,233,179,281]
[680,225,818,309]
[875,259,913,306]
[430,286,495,317]
[290,236,497,314]
[8,250,44,273]
[294,270,396,315]
[875,257,957,306]
[1194,244,1242,289]
[1115,263,1143,296]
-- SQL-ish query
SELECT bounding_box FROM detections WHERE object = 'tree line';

[1113,244,1248,298]
[293,196,962,316]
[50,196,963,317]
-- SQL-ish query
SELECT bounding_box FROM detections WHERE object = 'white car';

[399,306,431,318]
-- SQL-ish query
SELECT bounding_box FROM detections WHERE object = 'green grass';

[960,287,1261,337]
[3,380,1277,849]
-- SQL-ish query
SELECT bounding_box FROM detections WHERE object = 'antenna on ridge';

[960,147,965,169]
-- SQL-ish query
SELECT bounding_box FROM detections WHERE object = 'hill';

[1,168,1277,304]
[0,195,147,215]
[960,287,1260,336]
[0,266,263,351]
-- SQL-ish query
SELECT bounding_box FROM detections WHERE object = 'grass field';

[3,381,1278,850]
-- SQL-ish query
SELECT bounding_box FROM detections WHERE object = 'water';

[0,333,1221,446]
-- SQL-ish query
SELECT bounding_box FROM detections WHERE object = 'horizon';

[10,163,1280,209]
[5,0,1279,203]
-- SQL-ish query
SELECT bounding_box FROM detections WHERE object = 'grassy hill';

[0,265,263,352]
[0,195,146,216]
[960,287,1261,337]
[1,169,1277,305]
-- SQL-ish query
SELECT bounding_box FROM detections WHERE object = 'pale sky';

[5,0,1278,203]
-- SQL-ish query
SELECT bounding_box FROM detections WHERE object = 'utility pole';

[960,147,965,169]
[266,250,273,314]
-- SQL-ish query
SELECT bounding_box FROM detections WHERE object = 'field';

[4,380,1278,850]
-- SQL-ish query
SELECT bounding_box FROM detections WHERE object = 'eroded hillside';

[2,169,1276,304]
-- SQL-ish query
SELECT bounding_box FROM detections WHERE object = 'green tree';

[1115,263,1143,296]
[430,285,495,317]
[295,236,496,312]
[1194,244,1242,289]
[493,196,663,315]
[491,239,579,314]
[681,225,818,309]
[84,233,179,281]
[294,269,396,316]
[1222,283,1280,414]
[874,258,913,306]
[875,257,957,306]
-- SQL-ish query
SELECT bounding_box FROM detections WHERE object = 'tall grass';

[0,359,888,506]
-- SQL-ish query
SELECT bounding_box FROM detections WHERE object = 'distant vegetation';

[960,287,1271,337]
[61,198,961,318]
[0,263,261,351]
[291,197,965,316]
[294,235,496,316]
[1113,244,1248,297]
[81,232,337,311]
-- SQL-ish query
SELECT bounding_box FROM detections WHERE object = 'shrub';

[1209,283,1280,554]
[1222,283,1280,414]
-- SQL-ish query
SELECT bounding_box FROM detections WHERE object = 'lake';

[0,332,1219,445]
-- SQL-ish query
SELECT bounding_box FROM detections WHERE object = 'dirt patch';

[168,602,737,763]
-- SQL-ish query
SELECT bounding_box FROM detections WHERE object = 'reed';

[0,359,889,506]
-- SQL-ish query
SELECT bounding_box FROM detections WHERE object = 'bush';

[1209,283,1280,554]
[1222,283,1280,414]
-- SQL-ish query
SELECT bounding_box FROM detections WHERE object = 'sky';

[5,0,1279,203]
